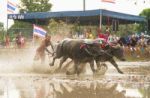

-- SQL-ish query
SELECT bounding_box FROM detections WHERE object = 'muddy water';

[0,48,150,98]
[0,74,150,98]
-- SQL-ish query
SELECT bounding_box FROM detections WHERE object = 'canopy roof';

[8,9,145,25]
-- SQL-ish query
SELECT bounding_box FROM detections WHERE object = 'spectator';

[5,33,10,48]
[97,28,105,40]
[104,27,110,42]
[108,34,118,46]
[130,34,137,50]
[15,33,22,48]
[85,29,94,39]
[20,34,25,48]
[138,34,147,55]
[15,32,26,48]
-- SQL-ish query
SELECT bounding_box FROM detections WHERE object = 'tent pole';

[99,10,102,29]
[83,0,85,11]
[6,16,8,33]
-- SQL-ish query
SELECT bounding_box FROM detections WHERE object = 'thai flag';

[33,25,47,37]
[101,0,115,3]
[7,1,17,13]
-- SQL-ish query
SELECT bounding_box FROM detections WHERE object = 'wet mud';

[0,48,150,98]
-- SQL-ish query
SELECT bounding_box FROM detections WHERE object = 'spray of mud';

[0,45,56,74]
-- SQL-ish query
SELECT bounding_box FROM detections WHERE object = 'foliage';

[8,21,33,39]
[48,19,101,37]
[139,8,150,33]
[140,8,150,19]
[48,19,77,36]
[0,22,4,42]
[0,30,5,42]
[20,0,52,13]
[0,22,3,29]
[115,24,140,36]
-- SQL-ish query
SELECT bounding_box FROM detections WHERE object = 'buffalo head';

[111,45,126,61]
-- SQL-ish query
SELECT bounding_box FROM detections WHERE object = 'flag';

[101,0,115,3]
[7,1,17,13]
[33,24,47,37]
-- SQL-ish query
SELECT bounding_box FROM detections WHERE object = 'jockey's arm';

[45,48,53,54]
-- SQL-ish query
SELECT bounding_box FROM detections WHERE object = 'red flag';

[101,0,115,3]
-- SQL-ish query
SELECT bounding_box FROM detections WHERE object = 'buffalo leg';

[63,60,73,69]
[109,59,123,74]
[49,56,56,66]
[66,61,77,75]
[59,56,68,69]
[74,62,83,76]
[96,60,108,70]
[95,60,101,69]
[89,60,96,73]
[66,61,82,76]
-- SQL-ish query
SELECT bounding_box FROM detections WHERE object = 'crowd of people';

[117,33,150,58]
[3,32,26,49]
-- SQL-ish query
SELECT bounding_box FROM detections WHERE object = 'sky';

[0,0,150,29]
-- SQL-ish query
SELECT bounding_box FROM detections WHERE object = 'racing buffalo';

[50,38,126,75]
[49,38,104,75]
[65,44,126,75]
[91,45,126,74]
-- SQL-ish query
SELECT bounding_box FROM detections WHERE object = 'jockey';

[34,34,54,63]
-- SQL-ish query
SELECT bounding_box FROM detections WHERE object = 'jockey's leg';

[34,52,40,61]
[40,52,45,64]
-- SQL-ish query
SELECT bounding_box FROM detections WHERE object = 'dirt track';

[0,48,150,98]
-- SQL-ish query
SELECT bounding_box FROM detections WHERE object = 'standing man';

[15,33,22,48]
[104,27,110,42]
[5,33,10,48]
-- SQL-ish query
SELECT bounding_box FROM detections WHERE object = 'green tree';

[0,22,4,41]
[140,8,150,18]
[20,0,52,13]
[48,19,73,35]
[8,20,33,39]
[139,8,150,33]
[0,22,3,29]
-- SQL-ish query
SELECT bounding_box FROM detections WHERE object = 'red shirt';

[98,33,105,39]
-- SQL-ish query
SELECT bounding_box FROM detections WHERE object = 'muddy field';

[0,48,150,98]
